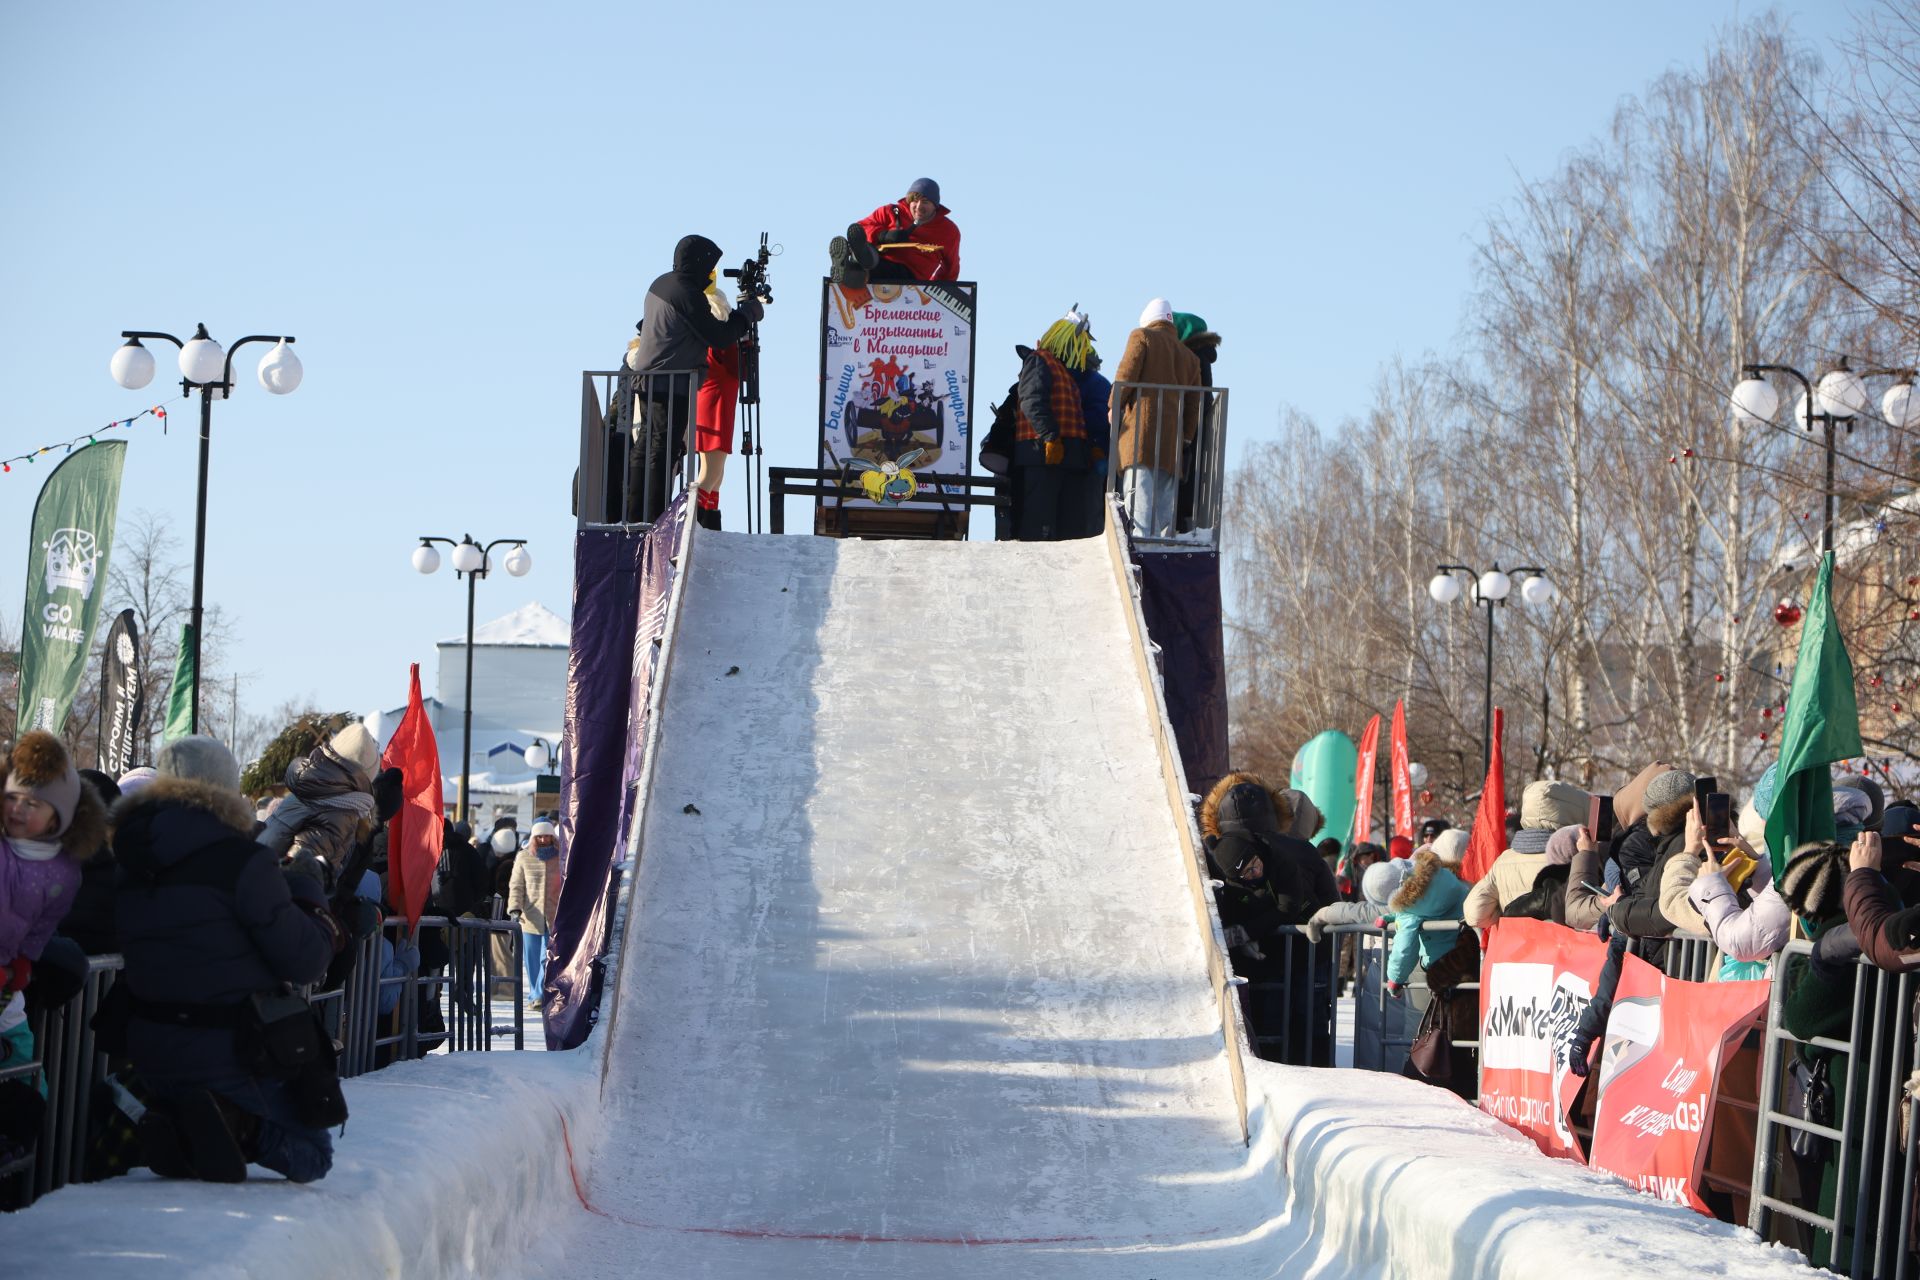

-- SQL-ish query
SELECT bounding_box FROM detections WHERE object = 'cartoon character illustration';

[850,448,923,506]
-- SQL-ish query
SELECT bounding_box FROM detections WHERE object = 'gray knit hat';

[154,735,242,795]
[1642,769,1697,812]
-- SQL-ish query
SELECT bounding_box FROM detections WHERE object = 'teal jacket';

[1387,855,1470,984]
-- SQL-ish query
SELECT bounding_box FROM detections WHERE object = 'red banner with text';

[1477,918,1608,1162]
[1585,954,1769,1212]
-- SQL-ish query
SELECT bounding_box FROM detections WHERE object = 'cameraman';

[831,178,961,286]
[624,235,765,524]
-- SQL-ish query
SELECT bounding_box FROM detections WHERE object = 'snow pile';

[447,601,571,648]
[0,1049,600,1280]
[1245,1060,1826,1279]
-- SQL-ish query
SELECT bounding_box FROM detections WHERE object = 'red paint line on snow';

[555,1107,1226,1248]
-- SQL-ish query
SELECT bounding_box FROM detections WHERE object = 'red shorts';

[696,346,741,453]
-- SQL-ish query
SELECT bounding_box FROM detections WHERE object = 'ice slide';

[0,524,1828,1279]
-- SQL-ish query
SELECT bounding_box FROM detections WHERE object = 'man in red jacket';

[831,178,961,285]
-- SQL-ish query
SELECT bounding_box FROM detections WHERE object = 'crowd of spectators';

[0,723,536,1192]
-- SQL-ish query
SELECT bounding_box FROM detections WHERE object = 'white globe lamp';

[256,339,303,395]
[503,545,532,577]
[451,540,484,574]
[1478,569,1512,602]
[110,339,155,390]
[411,543,441,574]
[1428,572,1463,605]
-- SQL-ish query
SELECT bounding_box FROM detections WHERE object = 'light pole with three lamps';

[1428,562,1557,770]
[110,325,302,733]
[413,535,532,823]
[1729,356,1920,555]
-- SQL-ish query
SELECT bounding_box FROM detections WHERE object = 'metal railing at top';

[1105,381,1228,551]
[578,368,702,530]
[2,915,534,1212]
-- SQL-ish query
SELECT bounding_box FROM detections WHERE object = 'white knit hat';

[1430,829,1470,865]
[1139,298,1174,328]
[329,722,381,780]
[531,819,556,838]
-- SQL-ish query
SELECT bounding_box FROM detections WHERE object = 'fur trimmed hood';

[1391,848,1448,913]
[0,755,107,862]
[1201,771,1285,839]
[111,775,255,839]
[1647,795,1694,839]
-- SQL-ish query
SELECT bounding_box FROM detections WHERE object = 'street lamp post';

[413,535,532,823]
[1731,356,1920,554]
[1428,561,1556,769]
[110,325,302,733]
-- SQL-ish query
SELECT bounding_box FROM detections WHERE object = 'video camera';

[724,232,774,305]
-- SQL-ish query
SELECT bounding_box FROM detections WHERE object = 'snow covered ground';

[0,531,1835,1277]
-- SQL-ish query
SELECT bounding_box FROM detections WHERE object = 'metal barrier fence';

[1749,941,1920,1277]
[2,916,532,1210]
[577,368,701,529]
[1105,381,1228,549]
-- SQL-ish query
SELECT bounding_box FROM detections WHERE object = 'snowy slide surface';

[557,531,1265,1276]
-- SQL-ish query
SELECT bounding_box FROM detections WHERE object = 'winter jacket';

[431,826,493,919]
[0,768,103,963]
[1607,798,1692,939]
[257,744,375,878]
[1463,849,1545,927]
[1111,321,1204,476]
[508,846,558,935]
[1843,867,1920,973]
[1386,850,1470,984]
[1565,840,1610,932]
[1688,858,1791,966]
[1075,367,1112,455]
[628,235,761,378]
[1013,345,1090,469]
[855,200,961,282]
[111,777,334,1094]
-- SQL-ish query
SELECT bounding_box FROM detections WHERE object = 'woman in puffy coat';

[1667,793,1791,980]
[1463,780,1588,927]
[112,736,341,1184]
[1385,846,1469,990]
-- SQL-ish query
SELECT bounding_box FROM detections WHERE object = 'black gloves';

[874,227,915,245]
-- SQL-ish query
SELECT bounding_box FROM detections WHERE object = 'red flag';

[1389,699,1414,841]
[380,664,445,930]
[1350,714,1381,846]
[1462,707,1506,884]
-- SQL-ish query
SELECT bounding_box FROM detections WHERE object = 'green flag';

[17,441,128,734]
[1764,552,1862,866]
[163,622,197,742]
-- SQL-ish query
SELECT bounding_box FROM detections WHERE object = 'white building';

[373,602,570,831]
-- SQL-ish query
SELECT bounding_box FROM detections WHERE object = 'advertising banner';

[818,279,976,503]
[99,608,143,774]
[17,441,127,734]
[1477,918,1609,1161]
[1389,699,1414,841]
[1585,954,1769,1212]
[1350,714,1380,846]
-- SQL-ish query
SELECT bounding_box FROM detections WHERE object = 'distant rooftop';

[440,601,570,648]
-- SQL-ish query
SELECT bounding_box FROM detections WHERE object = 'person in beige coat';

[1110,298,1204,537]
[1463,780,1590,927]
[508,820,560,1009]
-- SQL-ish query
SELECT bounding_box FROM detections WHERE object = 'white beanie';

[1139,297,1174,328]
[531,819,556,838]
[1360,858,1413,911]
[491,827,519,855]
[329,722,381,781]
[1430,829,1470,865]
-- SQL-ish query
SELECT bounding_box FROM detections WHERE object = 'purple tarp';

[544,493,688,1049]
[1136,548,1228,802]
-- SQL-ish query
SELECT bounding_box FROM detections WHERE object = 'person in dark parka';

[619,235,765,523]
[111,736,340,1183]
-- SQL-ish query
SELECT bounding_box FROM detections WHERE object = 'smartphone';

[1587,794,1615,844]
[1703,792,1733,846]
[1694,776,1718,811]
[1579,881,1607,896]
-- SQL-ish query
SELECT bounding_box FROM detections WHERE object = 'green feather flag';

[1763,552,1862,869]
[163,622,197,743]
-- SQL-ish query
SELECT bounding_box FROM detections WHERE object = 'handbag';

[1409,994,1453,1081]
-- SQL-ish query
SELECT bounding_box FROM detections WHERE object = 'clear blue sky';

[0,1,1856,728]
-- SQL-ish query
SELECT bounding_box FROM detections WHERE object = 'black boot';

[828,225,878,287]
[696,505,722,532]
[165,1089,252,1183]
